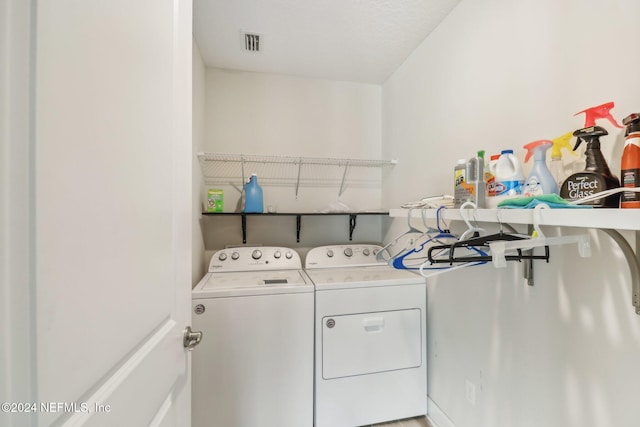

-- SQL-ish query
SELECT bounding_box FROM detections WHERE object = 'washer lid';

[193,270,313,298]
[305,265,424,290]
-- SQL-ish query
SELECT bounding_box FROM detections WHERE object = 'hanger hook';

[407,207,415,229]
[436,206,448,232]
[421,207,428,229]
[532,203,549,238]
[459,201,477,232]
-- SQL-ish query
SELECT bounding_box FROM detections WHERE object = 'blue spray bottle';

[523,140,558,196]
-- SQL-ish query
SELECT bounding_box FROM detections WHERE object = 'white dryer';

[192,246,314,427]
[305,244,427,427]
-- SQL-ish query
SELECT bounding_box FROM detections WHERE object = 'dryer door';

[322,309,422,379]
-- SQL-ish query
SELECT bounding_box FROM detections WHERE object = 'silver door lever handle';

[183,326,203,351]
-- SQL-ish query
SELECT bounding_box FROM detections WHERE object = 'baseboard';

[426,397,456,427]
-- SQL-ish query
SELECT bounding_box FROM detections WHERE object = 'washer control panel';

[305,245,386,269]
[209,246,300,272]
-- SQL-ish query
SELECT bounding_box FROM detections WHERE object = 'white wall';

[201,68,385,250]
[382,1,640,426]
[192,40,206,284]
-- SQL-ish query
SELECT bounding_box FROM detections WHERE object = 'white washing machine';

[305,244,427,427]
[192,246,314,427]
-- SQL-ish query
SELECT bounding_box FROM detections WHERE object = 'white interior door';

[2,0,194,426]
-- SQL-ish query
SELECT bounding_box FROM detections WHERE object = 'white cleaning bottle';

[494,149,525,205]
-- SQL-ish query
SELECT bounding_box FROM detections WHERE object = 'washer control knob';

[231,252,240,260]
[327,249,334,258]
[285,251,293,259]
[218,252,228,261]
[274,250,281,259]
[363,248,370,256]
[344,248,353,257]
[252,250,262,260]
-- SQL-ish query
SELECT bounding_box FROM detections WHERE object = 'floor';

[371,415,433,427]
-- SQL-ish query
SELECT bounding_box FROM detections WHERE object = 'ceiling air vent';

[242,32,262,53]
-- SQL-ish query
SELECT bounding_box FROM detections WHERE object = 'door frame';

[1,0,36,423]
[1,1,195,425]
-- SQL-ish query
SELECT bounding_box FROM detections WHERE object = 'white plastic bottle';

[493,149,525,206]
[485,153,500,208]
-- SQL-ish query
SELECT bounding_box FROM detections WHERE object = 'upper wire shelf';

[198,152,396,167]
[197,152,397,197]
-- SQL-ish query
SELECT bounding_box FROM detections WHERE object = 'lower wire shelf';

[202,212,389,243]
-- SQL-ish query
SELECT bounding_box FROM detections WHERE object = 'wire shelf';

[198,152,396,167]
[197,152,397,196]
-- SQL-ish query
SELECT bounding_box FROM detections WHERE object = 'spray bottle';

[574,101,623,129]
[550,131,577,189]
[621,113,640,208]
[559,126,620,207]
[523,140,558,196]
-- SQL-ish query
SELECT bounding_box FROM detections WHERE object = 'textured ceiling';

[193,0,462,84]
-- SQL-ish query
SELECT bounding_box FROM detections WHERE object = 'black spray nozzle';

[623,113,640,136]
[572,125,608,151]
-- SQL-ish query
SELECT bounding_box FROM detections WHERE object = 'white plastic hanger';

[416,204,488,278]
[458,201,486,241]
[488,204,591,268]
[390,208,460,270]
[376,208,424,262]
[418,259,486,278]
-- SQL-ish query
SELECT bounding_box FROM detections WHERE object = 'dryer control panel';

[305,245,386,269]
[209,246,301,272]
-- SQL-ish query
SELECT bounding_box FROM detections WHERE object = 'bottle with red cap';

[621,113,640,208]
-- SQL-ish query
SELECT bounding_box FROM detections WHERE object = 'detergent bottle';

[477,149,486,174]
[454,153,485,208]
[493,149,525,205]
[484,153,500,208]
[243,173,264,213]
[523,140,558,196]
[454,159,467,208]
[550,131,576,189]
[559,126,620,207]
[467,152,486,208]
[477,150,493,198]
[621,113,640,208]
